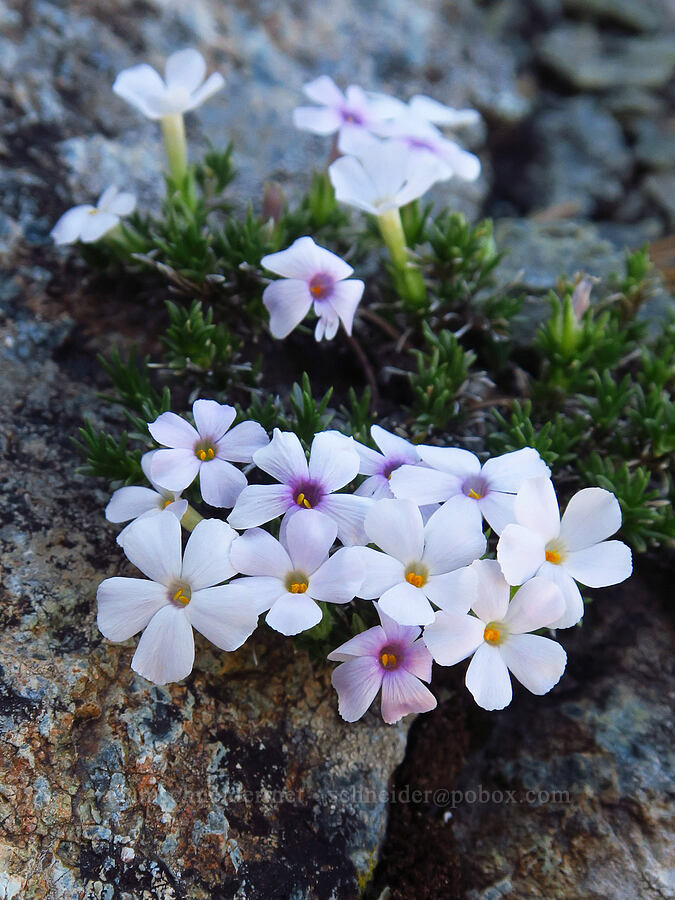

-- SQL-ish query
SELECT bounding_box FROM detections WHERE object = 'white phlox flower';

[51,186,136,245]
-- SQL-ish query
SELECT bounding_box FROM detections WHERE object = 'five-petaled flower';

[390,446,550,535]
[228,429,371,545]
[148,399,269,508]
[261,236,364,341]
[355,497,486,625]
[497,478,632,629]
[51,186,136,245]
[328,603,436,723]
[353,425,423,500]
[228,510,363,635]
[96,511,257,685]
[423,559,567,710]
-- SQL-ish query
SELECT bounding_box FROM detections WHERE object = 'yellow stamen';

[310,283,323,297]
[296,492,312,509]
[379,651,398,669]
[545,549,561,564]
[467,488,481,500]
[484,625,500,644]
[196,446,216,462]
[405,572,426,588]
[173,588,190,606]
[289,582,308,594]
[162,498,173,509]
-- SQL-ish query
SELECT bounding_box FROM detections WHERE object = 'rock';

[633,120,675,173]
[562,0,668,32]
[644,172,675,227]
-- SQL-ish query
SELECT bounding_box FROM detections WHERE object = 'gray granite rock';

[562,0,671,32]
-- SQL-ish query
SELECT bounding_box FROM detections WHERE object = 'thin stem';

[377,208,427,305]
[161,113,188,182]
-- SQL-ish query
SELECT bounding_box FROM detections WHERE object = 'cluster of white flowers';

[99,401,632,723]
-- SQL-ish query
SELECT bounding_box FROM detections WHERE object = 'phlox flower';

[97,511,257,685]
[113,48,224,120]
[228,510,363,636]
[228,429,371,545]
[353,425,422,500]
[51,186,136,245]
[261,236,364,341]
[328,139,444,217]
[105,450,188,546]
[148,400,269,508]
[292,75,404,143]
[390,446,550,535]
[328,603,436,724]
[423,559,567,711]
[407,95,481,129]
[497,478,632,629]
[355,497,486,626]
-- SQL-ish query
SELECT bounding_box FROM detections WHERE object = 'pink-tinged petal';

[131,605,194,685]
[225,575,286,614]
[150,448,201,493]
[265,592,322,635]
[106,486,161,523]
[329,155,379,216]
[315,308,339,342]
[303,75,345,106]
[121,510,182,586]
[165,498,188,521]
[417,446,481,479]
[192,399,235,442]
[482,448,550,494]
[355,474,394,499]
[514,477,560,542]
[141,449,162,491]
[331,657,383,722]
[217,420,269,462]
[106,191,136,217]
[309,431,360,492]
[164,48,206,92]
[148,411,199,449]
[364,498,424,564]
[353,547,404,599]
[184,72,225,111]
[470,559,511,623]
[563,540,632,588]
[253,428,308,483]
[424,565,476,614]
[181,519,238,590]
[113,64,167,119]
[381,669,436,723]
[198,458,247,508]
[478,491,517,535]
[297,238,354,281]
[293,105,343,135]
[328,280,364,335]
[394,151,445,207]
[228,484,292,529]
[186,585,258,651]
[500,634,567,696]
[409,95,481,127]
[51,205,94,244]
[437,139,481,181]
[354,442,384,477]
[328,623,387,662]
[559,487,622,551]
[538,562,585,629]
[230,528,291,578]
[97,577,169,642]
[285,508,336,574]
[308,546,364,604]
[337,124,382,157]
[262,236,331,279]
[379,581,435,626]
[79,211,120,243]
[401,639,433,682]
[389,464,461,505]
[503,577,565,634]
[423,611,484,666]
[497,523,546,586]
[319,493,371,545]
[371,425,419,464]
[422,496,486,574]
[465,644,513,710]
[376,604,422,648]
[263,279,313,338]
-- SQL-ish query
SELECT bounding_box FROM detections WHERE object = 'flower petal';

[327,280,364,335]
[225,575,286,614]
[51,205,94,244]
[263,279,313,338]
[497,523,546,586]
[253,428,307,484]
[121,510,182,586]
[217,420,269,462]
[285,508,337,574]
[227,483,292,529]
[97,577,169,642]
[503,577,566,634]
[131,605,194,685]
[198,458,247,508]
[364,498,424,564]
[230,527,291,578]
[308,431,360,492]
[379,581,435,626]
[389,464,461,505]
[409,95,481,127]
[352,547,404,599]
[106,191,136,217]
[184,72,225,110]
[355,474,394,499]
[422,495,486,574]
[105,486,160,523]
[150,448,201,493]
[329,155,379,216]
[181,518,238,590]
[164,48,206,92]
[319,493,371,545]
[513,477,560,542]
[401,640,434,682]
[354,442,384,477]
[424,565,476,614]
[470,558,511,623]
[303,75,345,107]
[500,633,567,696]
[477,491,517,535]
[148,411,199,449]
[293,105,343,135]
[481,448,550,494]
[538,562,585,629]
[371,425,420,464]
[113,63,167,119]
[377,603,422,647]
[465,643,513,710]
[559,487,622,551]
[79,211,120,243]
[308,546,364,604]
[331,657,383,722]
[380,668,436,723]
[265,592,322,635]
[328,624,387,661]
[417,446,480,478]
[192,399,235,442]
[563,540,632,588]
[186,585,258,651]
[423,611,484,666]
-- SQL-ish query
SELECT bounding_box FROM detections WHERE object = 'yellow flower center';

[195,442,216,462]
[379,649,398,669]
[295,491,312,509]
[545,549,561,564]
[405,572,426,588]
[483,622,505,645]
[467,488,482,500]
[172,585,191,606]
[289,581,308,594]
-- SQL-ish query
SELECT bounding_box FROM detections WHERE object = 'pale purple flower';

[407,95,481,129]
[390,447,550,535]
[328,603,436,724]
[113,48,224,120]
[105,450,188,546]
[354,497,486,626]
[228,510,363,636]
[497,478,632,629]
[423,559,567,711]
[97,511,257,685]
[51,186,136,245]
[148,400,269,508]
[228,429,371,545]
[261,236,364,341]
[353,425,423,500]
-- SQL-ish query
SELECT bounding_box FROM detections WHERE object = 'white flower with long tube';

[51,186,136,245]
